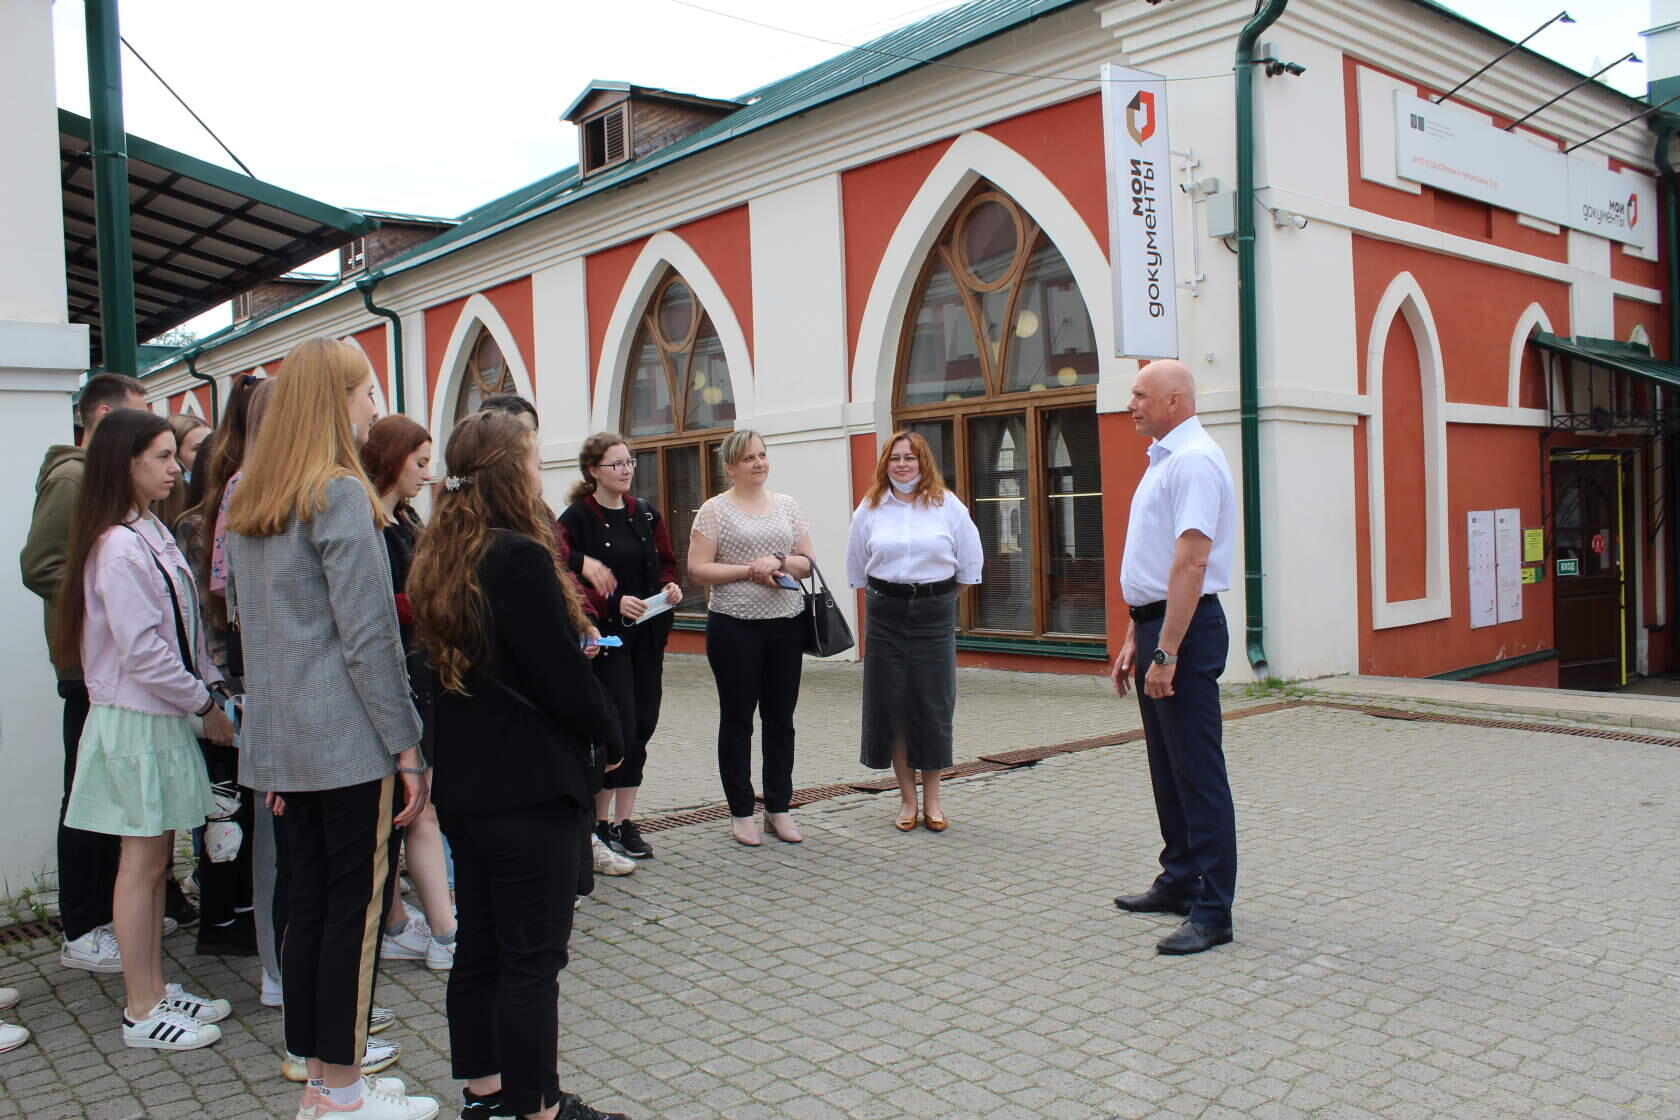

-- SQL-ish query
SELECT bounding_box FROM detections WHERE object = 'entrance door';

[1551,454,1629,690]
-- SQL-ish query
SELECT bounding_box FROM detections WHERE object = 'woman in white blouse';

[688,430,816,847]
[845,432,982,832]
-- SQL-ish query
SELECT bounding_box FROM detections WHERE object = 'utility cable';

[120,34,255,177]
[666,0,1235,84]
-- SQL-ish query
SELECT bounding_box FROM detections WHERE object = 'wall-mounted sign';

[1394,92,1657,253]
[1557,557,1580,576]
[1523,528,1544,564]
[1590,532,1607,555]
[1521,566,1541,585]
[1101,63,1179,359]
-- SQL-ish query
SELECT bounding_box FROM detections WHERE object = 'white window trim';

[431,293,536,470]
[1367,271,1452,630]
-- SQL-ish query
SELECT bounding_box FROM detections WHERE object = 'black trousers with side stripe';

[276,776,396,1067]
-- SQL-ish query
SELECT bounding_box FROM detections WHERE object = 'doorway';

[1551,453,1630,690]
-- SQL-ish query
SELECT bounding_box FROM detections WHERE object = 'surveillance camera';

[1284,61,1306,77]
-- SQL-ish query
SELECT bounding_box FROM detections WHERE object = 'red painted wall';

[350,324,390,405]
[671,207,753,361]
[484,277,536,400]
[584,238,648,404]
[423,297,468,418]
[1380,315,1429,602]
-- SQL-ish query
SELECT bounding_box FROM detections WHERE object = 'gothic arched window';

[894,183,1105,643]
[621,268,737,614]
[453,327,517,423]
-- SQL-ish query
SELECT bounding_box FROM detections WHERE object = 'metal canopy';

[59,108,377,366]
[1532,332,1680,436]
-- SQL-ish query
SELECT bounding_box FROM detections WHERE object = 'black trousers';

[1134,600,1238,927]
[196,742,254,928]
[592,623,666,792]
[276,776,396,1067]
[439,799,586,1118]
[706,612,803,817]
[57,680,120,941]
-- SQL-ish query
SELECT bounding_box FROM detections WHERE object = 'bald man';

[1110,359,1238,955]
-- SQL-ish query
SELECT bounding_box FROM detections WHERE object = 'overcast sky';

[48,0,1653,338]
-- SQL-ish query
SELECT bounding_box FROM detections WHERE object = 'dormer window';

[232,291,252,323]
[582,106,629,175]
[342,237,367,277]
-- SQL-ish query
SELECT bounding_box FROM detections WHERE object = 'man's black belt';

[868,576,957,599]
[1129,593,1218,623]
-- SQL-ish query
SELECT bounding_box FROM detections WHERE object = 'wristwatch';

[1151,648,1178,667]
[773,551,787,569]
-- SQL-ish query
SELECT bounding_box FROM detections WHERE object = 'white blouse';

[846,491,983,588]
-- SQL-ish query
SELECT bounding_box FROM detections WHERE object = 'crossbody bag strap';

[124,523,197,679]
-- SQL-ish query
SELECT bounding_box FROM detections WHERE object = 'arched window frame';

[893,182,1105,645]
[452,327,517,423]
[620,267,737,616]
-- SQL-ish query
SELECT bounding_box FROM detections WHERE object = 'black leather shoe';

[1156,919,1234,955]
[1113,889,1192,915]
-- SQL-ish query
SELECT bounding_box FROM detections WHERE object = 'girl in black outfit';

[408,411,629,1120]
[558,433,680,860]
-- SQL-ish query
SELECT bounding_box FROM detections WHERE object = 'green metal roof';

[1531,333,1680,391]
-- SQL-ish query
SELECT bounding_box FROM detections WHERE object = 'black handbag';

[797,555,855,657]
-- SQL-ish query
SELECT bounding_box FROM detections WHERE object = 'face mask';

[351,423,359,441]
[181,468,192,484]
[891,474,921,494]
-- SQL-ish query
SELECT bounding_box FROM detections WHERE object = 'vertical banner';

[1101,63,1178,359]
[1467,510,1496,629]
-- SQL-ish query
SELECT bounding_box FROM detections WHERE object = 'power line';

[666,0,1235,84]
[119,34,255,177]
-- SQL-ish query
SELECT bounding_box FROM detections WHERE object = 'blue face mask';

[891,474,921,494]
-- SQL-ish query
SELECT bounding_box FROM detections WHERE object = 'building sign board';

[1393,92,1657,252]
[1557,557,1580,576]
[1101,63,1178,359]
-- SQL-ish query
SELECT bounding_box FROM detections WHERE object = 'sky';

[48,0,1654,339]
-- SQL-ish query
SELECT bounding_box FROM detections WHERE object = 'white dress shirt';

[846,490,984,588]
[1119,415,1235,606]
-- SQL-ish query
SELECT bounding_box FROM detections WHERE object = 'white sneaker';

[282,1036,400,1082]
[368,1005,396,1035]
[592,833,636,876]
[380,914,431,961]
[424,935,456,971]
[61,926,122,973]
[0,987,17,1011]
[123,1002,221,1050]
[161,916,178,937]
[0,1021,28,1054]
[161,982,231,1023]
[261,970,284,1008]
[296,1076,439,1119]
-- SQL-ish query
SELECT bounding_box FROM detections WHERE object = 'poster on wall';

[1468,510,1497,629]
[1101,63,1179,359]
[1495,508,1523,624]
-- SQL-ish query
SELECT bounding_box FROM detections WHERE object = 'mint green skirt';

[64,705,214,836]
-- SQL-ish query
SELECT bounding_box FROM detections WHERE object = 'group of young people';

[10,334,992,1120]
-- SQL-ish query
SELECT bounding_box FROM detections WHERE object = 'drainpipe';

[182,348,219,420]
[356,272,406,416]
[1654,118,1680,660]
[85,0,137,376]
[1235,0,1289,677]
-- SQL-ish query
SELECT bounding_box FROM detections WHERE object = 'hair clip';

[444,475,473,492]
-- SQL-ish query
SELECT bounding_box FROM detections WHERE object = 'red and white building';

[143,0,1680,690]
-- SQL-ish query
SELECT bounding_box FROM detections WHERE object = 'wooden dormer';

[563,82,744,178]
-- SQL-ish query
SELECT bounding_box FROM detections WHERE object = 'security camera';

[1270,208,1309,229]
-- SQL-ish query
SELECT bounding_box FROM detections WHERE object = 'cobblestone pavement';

[2,667,1678,1119]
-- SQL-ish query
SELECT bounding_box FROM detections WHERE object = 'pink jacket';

[81,519,222,716]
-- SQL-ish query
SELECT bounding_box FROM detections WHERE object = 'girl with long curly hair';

[407,410,628,1120]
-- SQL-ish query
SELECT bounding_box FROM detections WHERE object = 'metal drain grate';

[0,917,61,946]
[1321,702,1680,746]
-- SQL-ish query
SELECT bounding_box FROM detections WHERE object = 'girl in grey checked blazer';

[225,338,437,1120]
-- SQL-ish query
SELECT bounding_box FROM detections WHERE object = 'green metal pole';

[1235,0,1289,677]
[182,348,220,420]
[85,0,138,376]
[357,273,406,416]
[1651,118,1680,660]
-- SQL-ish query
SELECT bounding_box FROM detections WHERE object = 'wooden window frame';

[453,328,516,423]
[231,291,252,323]
[343,237,367,277]
[580,104,630,177]
[892,184,1104,646]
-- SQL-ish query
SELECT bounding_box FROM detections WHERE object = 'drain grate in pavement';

[0,917,61,946]
[1325,702,1680,746]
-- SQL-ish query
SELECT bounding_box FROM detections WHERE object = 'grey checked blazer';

[228,476,423,793]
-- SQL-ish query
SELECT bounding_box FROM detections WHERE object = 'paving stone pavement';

[2,670,1678,1119]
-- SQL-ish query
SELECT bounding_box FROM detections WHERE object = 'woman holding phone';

[845,432,981,832]
[687,430,814,847]
[558,433,681,861]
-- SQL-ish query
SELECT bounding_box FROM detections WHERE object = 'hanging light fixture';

[1435,10,1575,108]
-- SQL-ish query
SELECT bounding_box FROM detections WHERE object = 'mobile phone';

[584,634,624,649]
[772,572,800,591]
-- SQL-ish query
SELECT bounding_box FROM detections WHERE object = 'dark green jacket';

[21,445,84,680]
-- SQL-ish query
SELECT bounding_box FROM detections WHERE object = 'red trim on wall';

[956,650,1106,675]
[585,237,650,403]
[1381,314,1429,602]
[672,207,753,361]
[1467,659,1558,688]
[423,297,468,420]
[1099,410,1145,659]
[350,324,390,406]
[981,94,1107,247]
[483,277,536,400]
[849,432,879,652]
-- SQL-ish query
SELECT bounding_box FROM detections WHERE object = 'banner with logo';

[1394,91,1656,252]
[1101,63,1178,359]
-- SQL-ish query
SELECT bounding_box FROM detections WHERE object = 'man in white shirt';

[1110,359,1238,955]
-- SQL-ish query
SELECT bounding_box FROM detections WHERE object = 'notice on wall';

[1101,63,1179,359]
[1468,510,1497,629]
[1495,508,1523,624]
[1523,528,1544,564]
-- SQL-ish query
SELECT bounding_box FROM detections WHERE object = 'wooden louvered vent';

[583,106,629,176]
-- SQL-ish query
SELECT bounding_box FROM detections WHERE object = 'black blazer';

[429,530,624,813]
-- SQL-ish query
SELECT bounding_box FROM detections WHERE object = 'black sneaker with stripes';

[122,1003,221,1050]
[608,819,654,859]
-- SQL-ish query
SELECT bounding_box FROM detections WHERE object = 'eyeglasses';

[601,458,637,471]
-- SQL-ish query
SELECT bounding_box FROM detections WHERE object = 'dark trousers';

[593,624,666,792]
[706,612,803,817]
[439,799,585,1118]
[276,776,395,1066]
[196,742,254,928]
[57,680,120,941]
[1134,600,1237,928]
